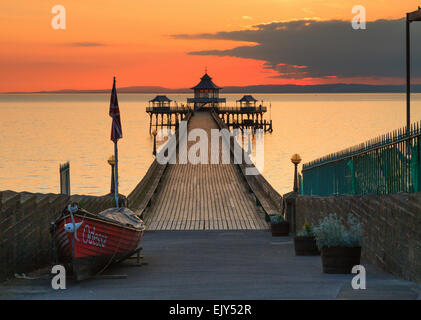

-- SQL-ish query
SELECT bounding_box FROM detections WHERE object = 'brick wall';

[295,192,421,283]
[0,190,118,281]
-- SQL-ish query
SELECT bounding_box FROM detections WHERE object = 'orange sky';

[1,0,420,92]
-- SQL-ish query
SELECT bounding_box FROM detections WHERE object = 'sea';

[1,93,420,196]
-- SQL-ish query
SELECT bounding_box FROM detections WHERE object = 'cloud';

[242,16,252,20]
[70,42,106,47]
[172,19,421,80]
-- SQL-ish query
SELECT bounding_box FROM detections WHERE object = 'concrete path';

[1,230,420,300]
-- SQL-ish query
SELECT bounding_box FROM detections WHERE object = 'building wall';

[295,192,421,283]
[0,190,117,281]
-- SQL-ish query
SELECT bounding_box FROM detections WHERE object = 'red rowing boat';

[52,203,146,281]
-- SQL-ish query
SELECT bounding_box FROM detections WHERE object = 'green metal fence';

[302,121,421,196]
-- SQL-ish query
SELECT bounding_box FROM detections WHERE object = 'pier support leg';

[149,114,152,134]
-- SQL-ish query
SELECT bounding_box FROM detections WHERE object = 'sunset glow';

[1,0,421,92]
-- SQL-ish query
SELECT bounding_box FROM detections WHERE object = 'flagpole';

[110,75,122,208]
[114,140,119,208]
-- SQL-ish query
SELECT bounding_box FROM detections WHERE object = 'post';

[291,154,302,193]
[406,16,411,132]
[298,173,302,194]
[111,163,115,194]
[108,155,115,194]
[114,142,119,208]
[405,7,421,131]
[59,162,70,195]
[152,130,157,156]
[149,114,152,134]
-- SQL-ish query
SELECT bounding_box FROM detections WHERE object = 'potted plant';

[313,213,362,274]
[294,220,319,256]
[270,213,289,236]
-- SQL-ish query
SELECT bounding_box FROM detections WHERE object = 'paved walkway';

[1,231,420,300]
[143,112,268,230]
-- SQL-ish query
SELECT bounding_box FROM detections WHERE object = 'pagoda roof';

[150,95,172,103]
[191,73,222,90]
[238,95,258,102]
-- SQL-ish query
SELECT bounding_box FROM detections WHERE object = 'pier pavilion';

[216,94,272,133]
[146,95,190,133]
[187,73,226,111]
[149,95,172,109]
[237,95,258,108]
[146,73,272,133]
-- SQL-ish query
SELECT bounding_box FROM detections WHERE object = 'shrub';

[270,213,285,224]
[313,213,362,249]
[297,220,313,236]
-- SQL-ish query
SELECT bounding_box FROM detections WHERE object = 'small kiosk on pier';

[216,94,272,133]
[149,95,172,110]
[146,95,189,133]
[187,73,226,111]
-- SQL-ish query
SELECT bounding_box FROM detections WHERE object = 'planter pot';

[271,221,290,236]
[294,236,320,256]
[321,246,361,274]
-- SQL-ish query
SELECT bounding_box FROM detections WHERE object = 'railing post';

[59,162,70,195]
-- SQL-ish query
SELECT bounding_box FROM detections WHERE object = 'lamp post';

[107,155,115,194]
[406,7,421,132]
[152,129,157,156]
[291,154,302,193]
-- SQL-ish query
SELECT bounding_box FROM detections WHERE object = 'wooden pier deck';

[141,112,269,230]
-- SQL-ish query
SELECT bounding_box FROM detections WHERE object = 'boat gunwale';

[57,213,146,232]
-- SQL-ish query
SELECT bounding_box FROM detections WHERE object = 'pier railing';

[302,121,421,196]
[146,106,191,113]
[210,110,282,219]
[128,110,193,216]
[215,106,267,113]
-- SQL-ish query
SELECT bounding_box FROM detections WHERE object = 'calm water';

[1,93,421,196]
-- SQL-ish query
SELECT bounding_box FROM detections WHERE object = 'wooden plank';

[139,112,269,231]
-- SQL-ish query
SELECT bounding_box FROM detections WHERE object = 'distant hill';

[6,84,421,94]
[30,86,191,94]
[222,84,421,93]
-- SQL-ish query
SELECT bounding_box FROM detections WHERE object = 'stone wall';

[295,192,421,283]
[0,190,117,281]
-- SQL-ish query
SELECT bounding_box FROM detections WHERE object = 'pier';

[146,96,190,133]
[141,112,270,230]
[131,73,281,230]
[129,109,281,230]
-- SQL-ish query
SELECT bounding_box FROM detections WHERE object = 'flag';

[109,77,122,143]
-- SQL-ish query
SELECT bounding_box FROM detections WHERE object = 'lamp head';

[108,155,115,165]
[291,153,302,165]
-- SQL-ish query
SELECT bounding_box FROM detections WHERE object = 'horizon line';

[1,82,418,94]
